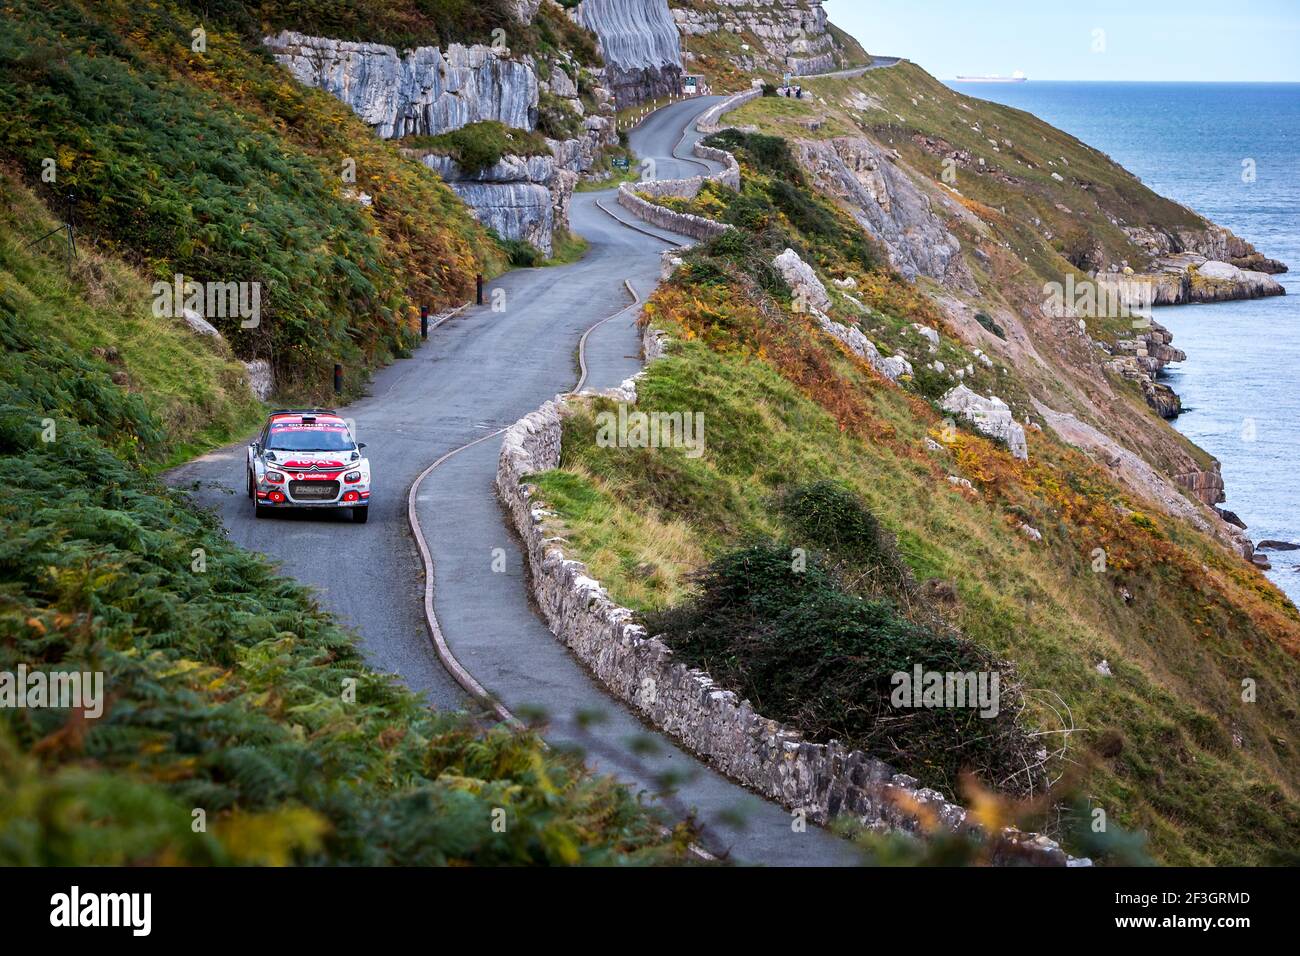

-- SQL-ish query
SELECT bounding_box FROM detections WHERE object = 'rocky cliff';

[793,136,975,291]
[265,30,616,253]
[673,0,840,76]
[576,0,685,106]
[421,153,574,256]
[266,31,539,138]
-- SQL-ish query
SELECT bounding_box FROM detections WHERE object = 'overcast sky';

[823,0,1300,82]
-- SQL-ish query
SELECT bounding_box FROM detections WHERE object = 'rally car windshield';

[266,425,356,452]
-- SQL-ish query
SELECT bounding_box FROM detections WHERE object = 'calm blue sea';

[948,81,1300,604]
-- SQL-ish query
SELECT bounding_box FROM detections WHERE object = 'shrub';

[537,89,583,140]
[409,121,551,174]
[644,543,1042,797]
[975,311,1007,339]
[775,481,912,596]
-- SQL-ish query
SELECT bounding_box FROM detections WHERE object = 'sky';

[823,0,1300,82]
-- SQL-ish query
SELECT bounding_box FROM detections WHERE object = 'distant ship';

[955,72,1027,83]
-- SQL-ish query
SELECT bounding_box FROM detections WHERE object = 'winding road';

[168,94,860,865]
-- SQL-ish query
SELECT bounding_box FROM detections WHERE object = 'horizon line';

[944,77,1300,84]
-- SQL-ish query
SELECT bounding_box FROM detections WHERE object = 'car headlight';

[344,471,363,484]
[265,471,285,483]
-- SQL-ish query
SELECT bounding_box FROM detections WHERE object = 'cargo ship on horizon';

[954,72,1028,83]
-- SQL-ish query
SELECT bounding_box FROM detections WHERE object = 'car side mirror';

[250,442,259,452]
[357,442,367,450]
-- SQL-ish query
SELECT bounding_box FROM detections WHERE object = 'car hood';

[261,450,362,472]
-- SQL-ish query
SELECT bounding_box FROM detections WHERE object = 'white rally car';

[246,410,371,523]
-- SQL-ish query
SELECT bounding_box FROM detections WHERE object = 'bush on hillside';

[408,121,551,175]
[644,543,1043,797]
[774,481,913,597]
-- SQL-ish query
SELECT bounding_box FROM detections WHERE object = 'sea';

[947,81,1300,605]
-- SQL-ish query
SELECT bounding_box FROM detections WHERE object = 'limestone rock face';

[265,32,539,138]
[773,247,832,312]
[941,385,1029,460]
[505,0,544,23]
[793,137,975,291]
[672,0,838,76]
[1104,319,1186,419]
[243,359,274,402]
[1194,259,1286,299]
[265,31,617,251]
[422,154,562,255]
[576,0,684,106]
[1100,254,1284,308]
[1125,223,1288,273]
[1119,224,1288,303]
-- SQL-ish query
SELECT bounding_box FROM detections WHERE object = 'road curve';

[168,94,861,865]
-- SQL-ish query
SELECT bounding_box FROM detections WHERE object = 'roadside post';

[420,304,429,340]
[476,274,484,306]
[333,363,343,394]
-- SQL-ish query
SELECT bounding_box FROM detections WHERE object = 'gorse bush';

[644,543,1042,797]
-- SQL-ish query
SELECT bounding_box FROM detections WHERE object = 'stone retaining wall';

[617,186,732,240]
[696,87,762,133]
[496,327,1084,866]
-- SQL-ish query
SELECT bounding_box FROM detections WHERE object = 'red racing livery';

[246,409,372,523]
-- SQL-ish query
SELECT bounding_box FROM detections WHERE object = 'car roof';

[268,412,348,427]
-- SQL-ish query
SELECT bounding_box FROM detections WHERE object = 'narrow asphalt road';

[168,94,860,865]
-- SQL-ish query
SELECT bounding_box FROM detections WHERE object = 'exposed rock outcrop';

[793,136,975,291]
[1116,254,1286,305]
[265,30,616,251]
[244,359,274,402]
[576,0,683,106]
[1173,464,1227,507]
[1114,224,1287,304]
[265,32,539,138]
[1125,223,1289,275]
[506,0,544,22]
[941,385,1029,460]
[673,0,839,76]
[1104,319,1186,419]
[422,154,567,256]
